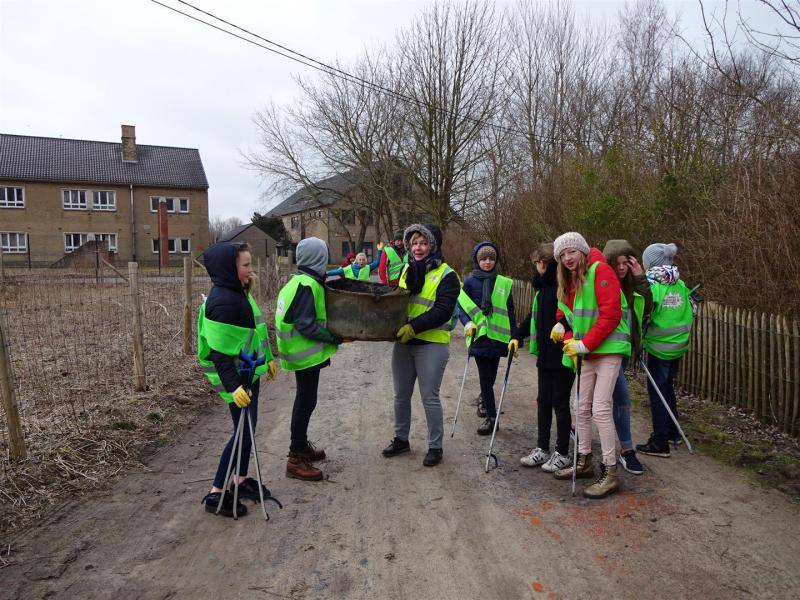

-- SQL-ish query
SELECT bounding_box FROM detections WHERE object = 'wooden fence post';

[0,318,26,461]
[128,262,147,391]
[183,257,193,355]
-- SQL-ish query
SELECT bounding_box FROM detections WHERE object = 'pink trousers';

[577,354,622,466]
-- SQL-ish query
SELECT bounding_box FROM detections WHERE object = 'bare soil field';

[2,335,799,600]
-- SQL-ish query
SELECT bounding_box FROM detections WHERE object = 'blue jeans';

[213,380,259,489]
[611,357,633,450]
[646,355,681,445]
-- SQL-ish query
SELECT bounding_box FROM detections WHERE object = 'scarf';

[404,250,443,294]
[646,265,680,286]
[471,266,497,316]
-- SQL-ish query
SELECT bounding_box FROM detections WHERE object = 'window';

[358,210,374,225]
[178,198,189,213]
[92,191,116,211]
[0,232,27,253]
[341,241,353,258]
[0,187,24,208]
[62,190,87,210]
[152,238,190,254]
[340,209,355,225]
[290,215,300,230]
[64,233,87,252]
[94,233,117,252]
[150,197,176,212]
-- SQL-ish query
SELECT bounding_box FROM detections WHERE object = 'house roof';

[0,133,209,189]
[267,169,361,217]
[220,223,256,241]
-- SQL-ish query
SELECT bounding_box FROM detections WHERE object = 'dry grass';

[0,261,282,536]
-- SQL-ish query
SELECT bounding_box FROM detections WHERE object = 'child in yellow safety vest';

[456,242,516,436]
[326,249,383,280]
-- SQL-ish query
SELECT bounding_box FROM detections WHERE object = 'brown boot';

[553,453,594,480]
[583,464,620,499]
[286,455,323,481]
[296,442,326,462]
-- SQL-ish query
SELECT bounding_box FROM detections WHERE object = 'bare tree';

[209,216,244,244]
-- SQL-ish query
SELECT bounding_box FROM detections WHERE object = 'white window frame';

[151,238,178,254]
[0,186,25,208]
[64,233,88,252]
[93,233,118,252]
[178,197,190,213]
[150,196,176,213]
[178,238,191,253]
[0,232,27,253]
[62,189,88,210]
[92,190,117,211]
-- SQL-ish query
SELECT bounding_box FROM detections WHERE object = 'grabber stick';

[485,353,514,473]
[231,405,247,520]
[450,355,471,437]
[639,358,694,454]
[246,407,283,520]
[571,357,582,496]
[217,408,246,516]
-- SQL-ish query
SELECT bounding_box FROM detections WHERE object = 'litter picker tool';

[485,352,514,473]
[638,357,694,454]
[450,329,476,437]
[571,357,582,496]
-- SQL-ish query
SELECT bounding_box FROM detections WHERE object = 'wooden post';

[0,243,5,281]
[747,310,755,413]
[736,308,743,408]
[760,312,768,421]
[128,262,147,391]
[782,316,791,433]
[793,319,799,436]
[183,257,193,355]
[0,319,26,461]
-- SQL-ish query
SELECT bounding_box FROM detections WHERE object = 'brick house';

[268,169,424,264]
[0,125,209,266]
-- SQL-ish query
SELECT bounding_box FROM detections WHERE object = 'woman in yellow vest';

[603,240,653,476]
[198,242,277,517]
[635,243,694,458]
[456,242,516,435]
[275,237,343,481]
[550,232,630,499]
[384,224,459,467]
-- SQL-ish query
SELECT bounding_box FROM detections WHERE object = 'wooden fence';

[510,280,799,437]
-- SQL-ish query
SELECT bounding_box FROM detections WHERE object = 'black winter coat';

[203,243,256,393]
[513,259,567,371]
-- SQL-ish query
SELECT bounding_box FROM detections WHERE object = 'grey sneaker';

[520,447,550,467]
[541,451,571,473]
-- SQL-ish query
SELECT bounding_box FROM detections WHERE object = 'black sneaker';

[619,450,644,475]
[636,439,670,458]
[477,417,496,436]
[202,491,248,518]
[423,448,443,467]
[476,404,487,418]
[231,478,271,502]
[382,437,410,457]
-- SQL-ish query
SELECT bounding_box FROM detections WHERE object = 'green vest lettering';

[644,280,693,360]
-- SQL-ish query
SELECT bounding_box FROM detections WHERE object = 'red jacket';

[557,247,622,356]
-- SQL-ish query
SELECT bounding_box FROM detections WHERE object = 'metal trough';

[325,279,410,341]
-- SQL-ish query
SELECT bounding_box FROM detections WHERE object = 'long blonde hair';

[556,252,588,304]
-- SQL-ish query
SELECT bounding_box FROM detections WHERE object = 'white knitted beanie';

[553,232,590,262]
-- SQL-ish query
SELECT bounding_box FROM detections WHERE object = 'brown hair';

[531,242,554,264]
[556,252,588,304]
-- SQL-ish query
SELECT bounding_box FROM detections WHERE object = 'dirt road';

[3,335,799,599]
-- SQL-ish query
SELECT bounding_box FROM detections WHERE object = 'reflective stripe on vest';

[197,293,273,403]
[529,291,540,355]
[644,280,693,360]
[456,275,513,347]
[399,262,457,344]
[384,246,407,281]
[275,273,338,370]
[557,262,631,370]
[343,264,371,280]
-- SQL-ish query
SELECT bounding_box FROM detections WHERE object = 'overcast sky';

[0,0,783,222]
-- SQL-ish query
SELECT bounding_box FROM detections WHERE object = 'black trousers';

[289,368,320,454]
[474,355,501,419]
[537,367,575,456]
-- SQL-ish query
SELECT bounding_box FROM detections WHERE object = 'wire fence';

[511,279,800,437]
[0,257,282,533]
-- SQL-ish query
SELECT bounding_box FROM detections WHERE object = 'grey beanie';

[553,232,590,262]
[642,243,678,268]
[295,237,329,277]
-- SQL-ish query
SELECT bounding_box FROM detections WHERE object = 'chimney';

[121,125,137,162]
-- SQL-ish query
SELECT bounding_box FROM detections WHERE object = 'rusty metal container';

[325,279,410,341]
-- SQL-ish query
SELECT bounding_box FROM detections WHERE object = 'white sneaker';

[541,451,571,473]
[520,447,550,467]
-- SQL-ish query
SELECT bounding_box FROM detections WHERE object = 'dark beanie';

[603,239,636,265]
